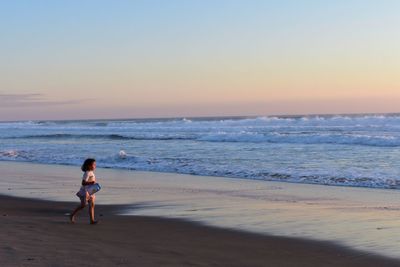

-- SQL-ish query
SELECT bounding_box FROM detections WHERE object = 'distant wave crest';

[13,133,193,141]
[1,130,398,147]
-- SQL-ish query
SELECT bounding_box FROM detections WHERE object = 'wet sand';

[1,194,399,267]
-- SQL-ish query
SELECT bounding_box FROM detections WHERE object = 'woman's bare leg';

[70,200,86,223]
[89,200,96,224]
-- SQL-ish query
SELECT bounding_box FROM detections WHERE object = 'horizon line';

[2,111,400,123]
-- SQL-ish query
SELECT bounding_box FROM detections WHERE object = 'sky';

[1,0,400,121]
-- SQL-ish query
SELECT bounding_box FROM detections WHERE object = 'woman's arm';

[82,180,96,186]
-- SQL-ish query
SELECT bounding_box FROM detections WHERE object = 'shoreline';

[1,194,399,267]
[2,159,399,192]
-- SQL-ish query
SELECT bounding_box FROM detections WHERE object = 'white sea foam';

[118,150,127,159]
[0,150,19,158]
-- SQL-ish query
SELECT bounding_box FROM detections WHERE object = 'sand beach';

[1,161,400,266]
[2,194,400,267]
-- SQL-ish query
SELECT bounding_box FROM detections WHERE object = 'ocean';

[2,114,400,189]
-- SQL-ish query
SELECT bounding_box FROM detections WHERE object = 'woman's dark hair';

[81,158,96,172]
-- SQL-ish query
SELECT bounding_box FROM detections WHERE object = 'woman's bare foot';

[70,214,75,224]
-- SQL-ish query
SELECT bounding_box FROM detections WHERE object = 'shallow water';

[1,161,400,259]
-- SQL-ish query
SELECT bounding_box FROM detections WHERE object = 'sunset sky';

[1,0,400,121]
